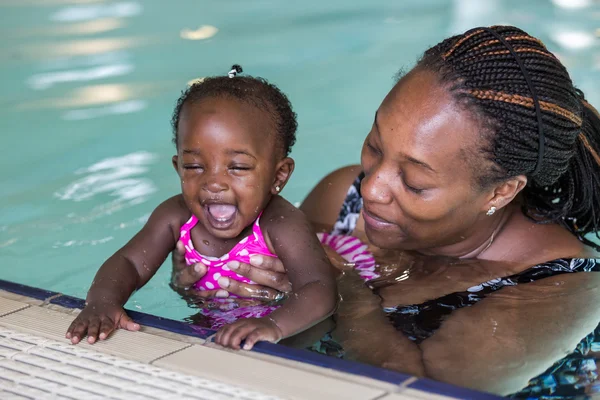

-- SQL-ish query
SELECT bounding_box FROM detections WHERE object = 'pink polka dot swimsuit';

[180,211,377,331]
[179,212,277,294]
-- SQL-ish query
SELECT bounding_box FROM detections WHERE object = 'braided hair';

[171,71,298,156]
[417,25,600,249]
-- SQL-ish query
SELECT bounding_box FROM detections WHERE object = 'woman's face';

[360,69,492,251]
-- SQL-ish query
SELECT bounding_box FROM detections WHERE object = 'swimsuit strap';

[251,211,274,254]
[180,214,199,233]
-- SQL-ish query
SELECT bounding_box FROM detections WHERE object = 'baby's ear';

[271,157,295,195]
[172,155,180,174]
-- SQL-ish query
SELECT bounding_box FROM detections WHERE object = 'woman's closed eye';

[366,141,382,156]
[404,181,425,194]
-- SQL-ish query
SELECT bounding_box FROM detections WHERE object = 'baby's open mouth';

[205,204,237,229]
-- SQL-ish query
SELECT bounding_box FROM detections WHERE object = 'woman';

[171,26,600,397]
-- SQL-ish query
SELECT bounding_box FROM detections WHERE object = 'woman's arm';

[421,272,600,395]
[332,269,600,396]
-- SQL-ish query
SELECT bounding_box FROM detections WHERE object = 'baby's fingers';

[229,324,259,350]
[85,316,102,344]
[215,321,253,349]
[66,316,90,344]
[117,312,140,332]
[242,328,279,350]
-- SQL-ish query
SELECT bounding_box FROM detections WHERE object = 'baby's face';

[173,97,281,240]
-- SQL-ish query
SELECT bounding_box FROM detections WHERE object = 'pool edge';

[0,279,502,400]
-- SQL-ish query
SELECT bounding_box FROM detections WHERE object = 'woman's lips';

[362,207,396,230]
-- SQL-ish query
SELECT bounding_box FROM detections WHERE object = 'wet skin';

[67,97,337,351]
[172,70,600,395]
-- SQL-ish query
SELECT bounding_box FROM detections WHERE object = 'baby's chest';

[189,230,234,257]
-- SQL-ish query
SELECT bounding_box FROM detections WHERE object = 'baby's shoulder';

[152,194,191,229]
[261,196,312,233]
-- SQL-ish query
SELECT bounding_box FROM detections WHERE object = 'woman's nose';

[361,168,393,204]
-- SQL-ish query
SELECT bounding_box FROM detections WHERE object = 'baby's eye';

[184,165,203,170]
[230,165,251,171]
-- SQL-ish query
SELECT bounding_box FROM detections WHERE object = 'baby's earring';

[275,186,281,192]
[486,206,497,216]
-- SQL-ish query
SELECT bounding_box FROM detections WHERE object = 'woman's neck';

[417,205,513,260]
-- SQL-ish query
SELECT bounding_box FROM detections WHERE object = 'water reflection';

[50,1,141,22]
[54,151,157,203]
[17,83,149,109]
[551,0,594,9]
[63,99,145,120]
[180,25,218,41]
[27,63,133,90]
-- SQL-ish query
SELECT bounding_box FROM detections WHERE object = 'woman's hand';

[171,240,292,301]
[65,302,140,345]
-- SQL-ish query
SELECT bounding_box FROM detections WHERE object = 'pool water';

[1,1,599,322]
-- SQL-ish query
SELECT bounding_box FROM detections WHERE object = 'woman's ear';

[271,157,295,195]
[483,175,527,212]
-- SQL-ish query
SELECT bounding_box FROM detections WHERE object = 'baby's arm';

[215,197,338,350]
[66,195,187,344]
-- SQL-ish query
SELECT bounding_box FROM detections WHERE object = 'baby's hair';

[416,26,600,249]
[171,65,298,156]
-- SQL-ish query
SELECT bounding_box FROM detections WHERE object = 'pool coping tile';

[47,293,214,339]
[0,279,57,301]
[253,341,412,385]
[407,378,504,400]
[0,280,501,400]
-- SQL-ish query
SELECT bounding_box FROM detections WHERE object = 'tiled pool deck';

[0,280,502,399]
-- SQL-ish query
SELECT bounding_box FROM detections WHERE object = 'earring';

[275,186,281,192]
[486,206,497,216]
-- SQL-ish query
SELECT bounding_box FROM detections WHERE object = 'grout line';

[371,392,393,400]
[398,376,418,389]
[202,333,216,344]
[42,293,63,306]
[149,343,193,365]
[0,304,31,318]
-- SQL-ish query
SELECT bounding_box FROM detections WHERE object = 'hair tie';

[479,27,545,176]
[228,64,243,78]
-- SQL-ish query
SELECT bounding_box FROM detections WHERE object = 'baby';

[66,66,337,350]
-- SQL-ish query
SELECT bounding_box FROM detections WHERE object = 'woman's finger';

[171,263,207,289]
[218,276,281,301]
[249,255,286,273]
[172,240,188,271]
[227,261,291,293]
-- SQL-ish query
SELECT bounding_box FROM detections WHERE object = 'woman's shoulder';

[299,165,362,233]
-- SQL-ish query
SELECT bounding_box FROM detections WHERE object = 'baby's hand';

[66,302,140,344]
[214,317,283,351]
